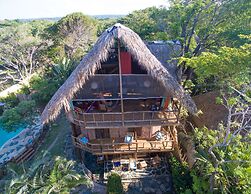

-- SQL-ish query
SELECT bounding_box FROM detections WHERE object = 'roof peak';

[106,23,126,33]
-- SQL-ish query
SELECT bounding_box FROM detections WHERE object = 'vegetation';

[171,91,251,194]
[0,100,36,131]
[0,21,52,87]
[46,12,97,61]
[5,156,91,194]
[107,173,124,194]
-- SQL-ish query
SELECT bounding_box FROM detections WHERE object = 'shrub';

[0,108,22,130]
[6,156,91,193]
[29,59,76,105]
[29,75,59,104]
[0,100,36,132]
[191,127,251,194]
[169,157,193,194]
[107,173,123,194]
[0,93,19,108]
[170,127,251,194]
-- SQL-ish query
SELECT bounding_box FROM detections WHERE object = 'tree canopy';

[46,12,97,61]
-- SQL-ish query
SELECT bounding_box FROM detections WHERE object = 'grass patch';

[24,115,70,167]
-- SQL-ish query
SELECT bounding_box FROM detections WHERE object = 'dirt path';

[47,135,59,152]
[92,182,107,194]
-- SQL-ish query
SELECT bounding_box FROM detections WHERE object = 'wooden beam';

[118,40,125,126]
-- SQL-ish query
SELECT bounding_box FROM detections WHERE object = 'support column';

[118,40,125,126]
[71,123,82,161]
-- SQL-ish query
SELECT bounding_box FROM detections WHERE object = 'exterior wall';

[141,126,161,139]
[109,128,120,138]
[120,51,132,74]
[77,125,163,141]
[79,126,162,140]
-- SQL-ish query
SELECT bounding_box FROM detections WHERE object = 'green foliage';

[29,75,59,105]
[6,156,91,194]
[107,173,124,194]
[191,127,251,194]
[0,100,36,131]
[97,18,118,36]
[0,93,19,108]
[29,58,76,105]
[0,21,51,85]
[46,12,97,61]
[171,126,251,194]
[119,7,169,40]
[51,58,76,83]
[181,43,251,87]
[0,109,22,130]
[169,157,193,194]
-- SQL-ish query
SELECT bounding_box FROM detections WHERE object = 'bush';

[191,127,251,194]
[29,75,59,104]
[107,173,123,194]
[29,59,76,105]
[169,157,193,194]
[0,93,19,108]
[0,100,36,132]
[170,126,251,194]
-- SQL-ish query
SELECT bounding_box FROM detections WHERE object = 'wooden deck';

[72,134,174,155]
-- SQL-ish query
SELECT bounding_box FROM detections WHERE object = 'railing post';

[83,114,86,127]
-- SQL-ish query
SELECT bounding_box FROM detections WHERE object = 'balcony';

[72,74,180,128]
[72,129,174,155]
[73,110,179,128]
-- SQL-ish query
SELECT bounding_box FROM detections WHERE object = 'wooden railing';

[72,136,174,155]
[73,110,179,128]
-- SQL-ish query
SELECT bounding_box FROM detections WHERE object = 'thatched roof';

[146,41,180,79]
[41,23,197,124]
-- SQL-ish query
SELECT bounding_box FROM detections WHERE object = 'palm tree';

[32,156,91,193]
[5,166,36,194]
[6,157,91,194]
[52,58,76,84]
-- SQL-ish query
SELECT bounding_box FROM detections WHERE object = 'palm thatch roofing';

[41,23,197,124]
[146,41,180,79]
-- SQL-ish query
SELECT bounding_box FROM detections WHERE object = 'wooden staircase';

[13,147,35,164]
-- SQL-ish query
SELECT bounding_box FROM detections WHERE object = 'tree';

[180,38,251,89]
[29,58,76,105]
[0,21,51,86]
[118,7,170,40]
[165,0,251,82]
[119,1,250,83]
[97,18,118,36]
[191,91,251,193]
[47,12,97,61]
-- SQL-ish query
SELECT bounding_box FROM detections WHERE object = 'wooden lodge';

[41,24,197,176]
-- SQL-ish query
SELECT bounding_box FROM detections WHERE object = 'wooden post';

[71,123,82,161]
[118,40,125,126]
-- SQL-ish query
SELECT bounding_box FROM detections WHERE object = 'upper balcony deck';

[72,100,179,128]
[71,74,180,128]
[73,110,179,128]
